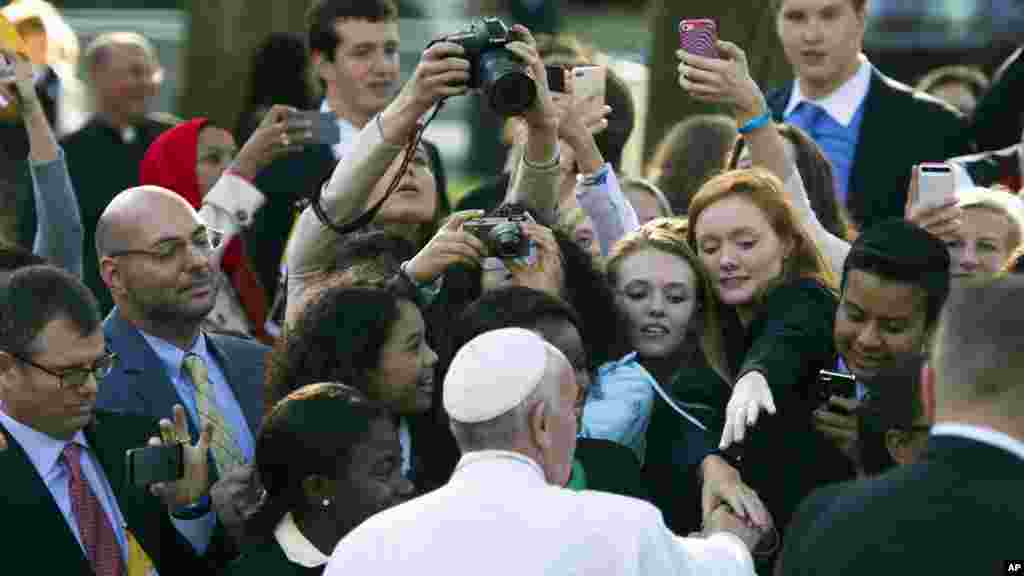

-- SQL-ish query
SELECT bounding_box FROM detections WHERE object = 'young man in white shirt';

[766,0,967,230]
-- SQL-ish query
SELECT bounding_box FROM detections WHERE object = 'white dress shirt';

[319,99,360,160]
[326,450,754,576]
[930,422,1024,463]
[784,54,873,127]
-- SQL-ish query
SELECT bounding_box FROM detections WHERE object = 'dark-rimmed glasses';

[12,351,118,390]
[106,226,224,262]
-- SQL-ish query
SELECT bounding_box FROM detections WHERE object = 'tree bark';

[644,0,793,158]
[180,0,313,131]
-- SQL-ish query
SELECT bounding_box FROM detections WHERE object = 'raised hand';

[231,104,311,181]
[148,404,212,512]
[677,40,766,125]
[404,210,489,283]
[504,24,558,130]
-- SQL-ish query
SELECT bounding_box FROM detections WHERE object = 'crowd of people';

[1,0,1022,574]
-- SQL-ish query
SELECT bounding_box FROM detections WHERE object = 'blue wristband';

[171,494,211,520]
[738,112,772,135]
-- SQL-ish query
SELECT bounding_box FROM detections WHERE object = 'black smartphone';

[125,444,184,488]
[287,110,341,146]
[545,65,566,93]
[817,369,857,405]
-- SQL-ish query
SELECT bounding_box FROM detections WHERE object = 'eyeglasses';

[106,226,225,262]
[12,351,118,390]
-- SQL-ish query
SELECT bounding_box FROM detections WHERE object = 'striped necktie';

[63,442,124,576]
[182,353,245,474]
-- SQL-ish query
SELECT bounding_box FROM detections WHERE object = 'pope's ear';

[528,399,551,451]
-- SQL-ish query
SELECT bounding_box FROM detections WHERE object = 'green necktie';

[182,353,245,474]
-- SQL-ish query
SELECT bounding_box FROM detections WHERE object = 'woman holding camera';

[228,383,414,575]
[282,24,563,329]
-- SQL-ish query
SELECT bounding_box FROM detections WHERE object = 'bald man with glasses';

[92,186,268,563]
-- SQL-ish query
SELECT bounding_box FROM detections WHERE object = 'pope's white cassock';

[325,450,754,575]
[325,328,755,575]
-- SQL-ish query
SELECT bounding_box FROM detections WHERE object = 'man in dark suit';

[93,185,268,555]
[0,264,215,576]
[59,33,173,315]
[778,277,1024,576]
[766,0,967,231]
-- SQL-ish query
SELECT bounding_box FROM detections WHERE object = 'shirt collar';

[784,54,872,126]
[931,422,1024,463]
[0,408,89,480]
[453,450,547,482]
[274,511,329,568]
[138,330,208,381]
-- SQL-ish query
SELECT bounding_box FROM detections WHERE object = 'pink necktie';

[63,443,124,576]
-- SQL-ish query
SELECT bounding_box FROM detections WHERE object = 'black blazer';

[0,411,210,576]
[778,434,1024,576]
[97,310,268,446]
[767,68,968,230]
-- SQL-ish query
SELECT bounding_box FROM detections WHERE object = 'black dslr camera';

[440,17,537,116]
[463,205,535,259]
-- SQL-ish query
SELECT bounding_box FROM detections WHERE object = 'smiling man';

[306,0,401,159]
[833,219,950,389]
[766,0,967,230]
[92,186,269,559]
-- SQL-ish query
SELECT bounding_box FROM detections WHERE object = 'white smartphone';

[914,163,956,210]
[571,65,606,106]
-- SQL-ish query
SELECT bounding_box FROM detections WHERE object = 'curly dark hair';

[264,285,416,409]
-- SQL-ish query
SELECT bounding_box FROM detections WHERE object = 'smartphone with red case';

[679,19,719,59]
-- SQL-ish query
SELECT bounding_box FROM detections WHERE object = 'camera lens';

[479,50,536,116]
[490,222,523,258]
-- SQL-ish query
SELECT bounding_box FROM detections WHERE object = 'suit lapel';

[0,421,93,574]
[206,334,263,435]
[847,69,890,222]
[104,311,197,438]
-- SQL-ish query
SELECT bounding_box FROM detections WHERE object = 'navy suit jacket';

[767,68,968,230]
[97,310,268,446]
[777,435,1024,576]
[0,411,211,576]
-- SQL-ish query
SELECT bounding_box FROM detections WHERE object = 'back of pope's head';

[443,327,577,485]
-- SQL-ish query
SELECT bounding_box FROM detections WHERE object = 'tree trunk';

[644,0,792,158]
[180,0,313,130]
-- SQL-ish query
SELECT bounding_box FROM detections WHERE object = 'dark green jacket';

[0,410,210,576]
[228,539,323,576]
[725,279,856,535]
[54,116,172,314]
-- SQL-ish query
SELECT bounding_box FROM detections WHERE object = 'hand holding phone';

[287,110,341,146]
[912,163,956,211]
[571,66,606,106]
[679,19,719,59]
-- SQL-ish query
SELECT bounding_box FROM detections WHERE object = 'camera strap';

[311,100,446,237]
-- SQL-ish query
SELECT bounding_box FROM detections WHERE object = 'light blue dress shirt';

[786,101,867,206]
[0,409,129,560]
[138,331,255,463]
[139,330,255,553]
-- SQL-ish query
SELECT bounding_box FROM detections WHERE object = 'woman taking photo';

[229,382,414,575]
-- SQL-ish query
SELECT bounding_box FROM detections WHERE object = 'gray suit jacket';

[97,309,268,442]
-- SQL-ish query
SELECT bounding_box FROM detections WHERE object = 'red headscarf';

[138,117,243,273]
